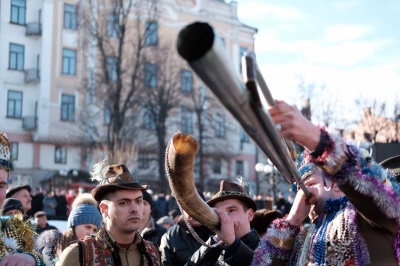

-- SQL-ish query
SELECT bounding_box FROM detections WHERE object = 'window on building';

[11,142,19,160]
[239,47,247,75]
[144,63,157,88]
[61,94,75,121]
[138,153,151,169]
[106,56,117,81]
[62,48,76,75]
[145,21,158,46]
[64,4,77,30]
[106,13,120,38]
[9,43,24,71]
[214,113,225,138]
[212,159,221,174]
[240,130,250,143]
[143,107,156,129]
[180,69,193,93]
[55,146,67,164]
[10,0,26,25]
[7,91,22,118]
[181,107,193,134]
[236,160,244,176]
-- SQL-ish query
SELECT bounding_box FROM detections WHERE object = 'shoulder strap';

[142,239,161,266]
[78,236,96,266]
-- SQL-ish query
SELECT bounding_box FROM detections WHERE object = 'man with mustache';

[58,162,161,266]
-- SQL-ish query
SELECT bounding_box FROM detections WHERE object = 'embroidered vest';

[78,231,160,266]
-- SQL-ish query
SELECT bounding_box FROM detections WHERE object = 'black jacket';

[142,222,167,246]
[185,229,260,266]
[160,222,214,266]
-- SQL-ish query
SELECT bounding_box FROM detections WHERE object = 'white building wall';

[13,142,34,169]
[35,0,55,141]
[39,144,81,170]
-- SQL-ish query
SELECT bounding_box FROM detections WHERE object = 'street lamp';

[255,161,278,208]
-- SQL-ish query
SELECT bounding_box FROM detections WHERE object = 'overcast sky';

[233,0,400,127]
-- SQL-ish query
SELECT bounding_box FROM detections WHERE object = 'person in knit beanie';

[35,193,102,266]
[0,198,24,216]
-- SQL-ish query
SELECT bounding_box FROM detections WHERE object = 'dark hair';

[238,200,250,212]
[250,209,283,237]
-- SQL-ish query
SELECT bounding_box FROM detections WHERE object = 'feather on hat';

[90,160,149,201]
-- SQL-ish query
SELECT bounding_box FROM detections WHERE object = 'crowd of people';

[0,99,399,265]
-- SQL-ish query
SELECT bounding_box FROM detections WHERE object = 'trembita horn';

[176,21,310,197]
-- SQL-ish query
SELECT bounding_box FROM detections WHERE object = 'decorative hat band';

[98,172,140,186]
[212,190,249,199]
[296,151,318,180]
[298,163,318,181]
[0,159,14,172]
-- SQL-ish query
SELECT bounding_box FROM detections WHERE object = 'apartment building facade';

[0,0,265,195]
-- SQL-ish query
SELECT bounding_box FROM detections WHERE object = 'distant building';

[346,107,400,144]
[345,107,400,162]
[0,0,262,193]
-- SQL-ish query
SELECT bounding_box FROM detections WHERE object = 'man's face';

[302,169,343,212]
[4,209,23,216]
[35,214,48,227]
[213,198,254,238]
[12,189,32,212]
[0,169,8,207]
[100,189,144,235]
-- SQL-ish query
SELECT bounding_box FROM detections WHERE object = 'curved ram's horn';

[165,132,220,230]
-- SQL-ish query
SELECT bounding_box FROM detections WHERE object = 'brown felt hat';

[380,155,400,180]
[207,180,257,211]
[91,164,149,201]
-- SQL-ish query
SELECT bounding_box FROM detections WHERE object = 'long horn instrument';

[242,52,297,161]
[176,21,310,197]
[165,132,220,230]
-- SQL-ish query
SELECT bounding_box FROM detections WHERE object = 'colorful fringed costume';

[0,215,45,265]
[0,132,45,265]
[252,128,400,266]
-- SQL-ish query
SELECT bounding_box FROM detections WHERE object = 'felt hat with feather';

[90,160,149,201]
[207,179,257,211]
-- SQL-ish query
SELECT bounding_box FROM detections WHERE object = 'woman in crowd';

[36,193,102,265]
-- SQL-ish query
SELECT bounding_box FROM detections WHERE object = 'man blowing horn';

[186,179,260,266]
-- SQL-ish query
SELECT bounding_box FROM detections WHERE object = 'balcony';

[23,116,38,130]
[26,22,42,36]
[24,68,40,83]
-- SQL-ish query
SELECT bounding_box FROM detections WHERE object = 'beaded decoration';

[0,215,44,265]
